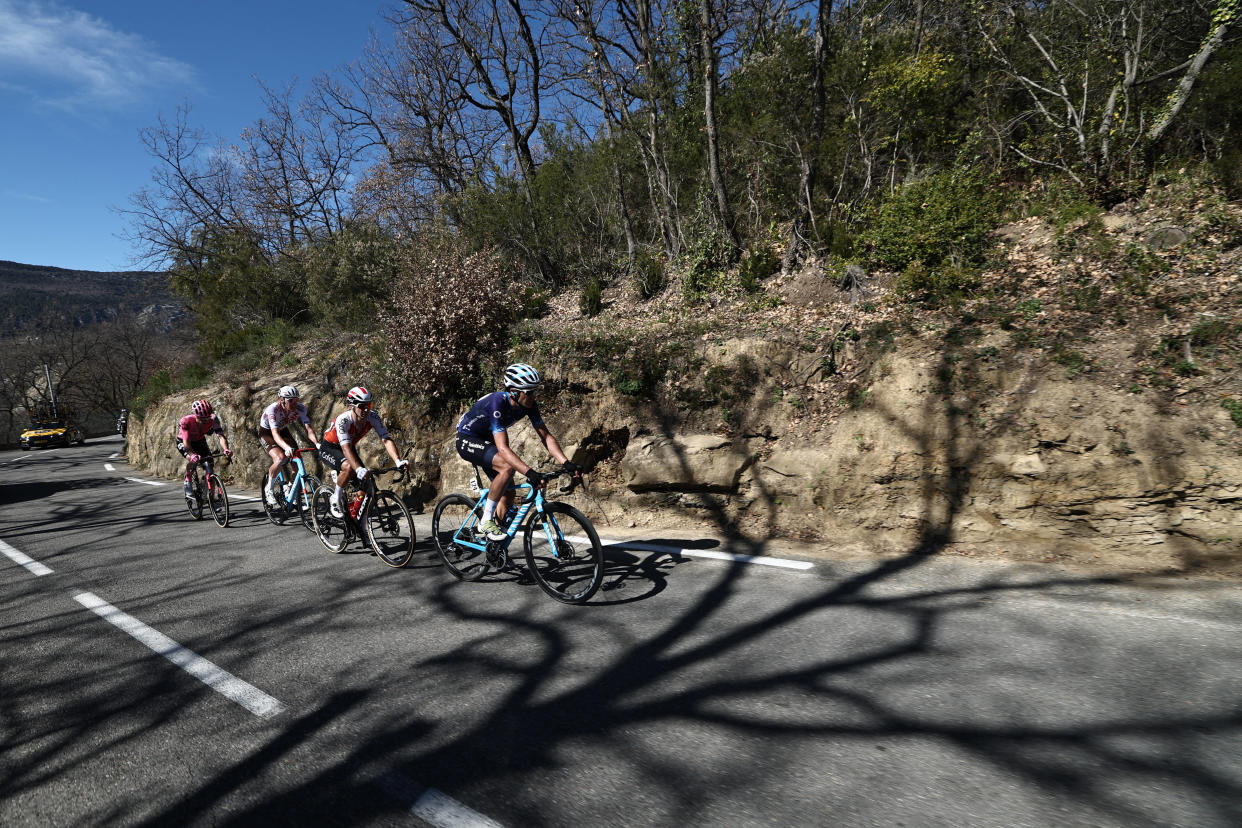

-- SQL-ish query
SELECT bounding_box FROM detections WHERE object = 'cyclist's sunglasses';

[353,401,372,411]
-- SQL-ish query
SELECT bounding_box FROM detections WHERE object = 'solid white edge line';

[124,477,166,487]
[105,463,115,471]
[0,538,54,577]
[573,535,814,570]
[412,787,506,828]
[73,592,285,719]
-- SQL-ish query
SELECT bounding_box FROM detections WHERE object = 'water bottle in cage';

[348,492,364,519]
[503,504,519,526]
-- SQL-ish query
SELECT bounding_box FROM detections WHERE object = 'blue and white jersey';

[456,391,545,442]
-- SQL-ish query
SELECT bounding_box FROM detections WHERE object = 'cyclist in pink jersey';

[176,399,234,498]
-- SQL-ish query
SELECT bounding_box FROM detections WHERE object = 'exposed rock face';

[126,339,1242,575]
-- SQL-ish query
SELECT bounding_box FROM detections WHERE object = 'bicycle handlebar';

[520,467,587,502]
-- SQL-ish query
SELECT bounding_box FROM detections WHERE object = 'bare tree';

[698,0,742,255]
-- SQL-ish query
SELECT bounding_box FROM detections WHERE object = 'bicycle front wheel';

[366,490,416,568]
[432,493,488,581]
[297,474,321,532]
[523,502,604,604]
[207,474,230,527]
[185,472,204,520]
[311,485,350,553]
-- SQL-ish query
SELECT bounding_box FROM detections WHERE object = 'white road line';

[74,592,285,719]
[108,452,119,459]
[124,477,165,487]
[105,463,116,471]
[232,494,261,502]
[0,539,54,577]
[412,787,505,828]
[580,535,815,570]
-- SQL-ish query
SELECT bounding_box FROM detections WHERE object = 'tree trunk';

[699,0,739,257]
[782,0,831,274]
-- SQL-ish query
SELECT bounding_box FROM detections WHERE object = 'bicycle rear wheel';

[366,490,416,568]
[260,470,287,525]
[185,471,204,520]
[207,474,230,527]
[432,493,488,581]
[523,502,604,604]
[297,474,321,532]
[311,485,350,552]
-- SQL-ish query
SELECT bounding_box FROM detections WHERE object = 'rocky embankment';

[126,332,1242,578]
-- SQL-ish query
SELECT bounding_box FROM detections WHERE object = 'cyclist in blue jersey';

[456,363,581,540]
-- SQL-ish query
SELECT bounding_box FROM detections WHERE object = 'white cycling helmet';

[346,386,373,405]
[278,385,299,399]
[503,363,541,391]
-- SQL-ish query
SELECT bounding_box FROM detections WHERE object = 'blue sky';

[0,0,389,272]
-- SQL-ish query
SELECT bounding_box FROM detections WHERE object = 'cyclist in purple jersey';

[455,363,581,540]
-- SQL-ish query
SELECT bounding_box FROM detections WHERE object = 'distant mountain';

[0,259,185,331]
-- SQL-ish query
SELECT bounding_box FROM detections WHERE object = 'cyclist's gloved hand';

[187,453,201,464]
[525,469,547,486]
[356,466,369,481]
[223,449,234,458]
[283,447,294,458]
[563,460,583,475]
[396,459,409,470]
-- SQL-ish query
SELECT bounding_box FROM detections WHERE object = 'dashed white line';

[0,538,54,576]
[74,592,285,719]
[105,463,116,471]
[108,452,119,459]
[124,477,165,487]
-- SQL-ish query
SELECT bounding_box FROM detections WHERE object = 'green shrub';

[634,248,667,300]
[861,169,1004,273]
[580,275,604,317]
[894,260,980,304]
[738,245,779,292]
[681,191,737,300]
[1223,398,1242,428]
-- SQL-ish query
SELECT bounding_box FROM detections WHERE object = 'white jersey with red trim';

[324,409,389,446]
[259,400,310,431]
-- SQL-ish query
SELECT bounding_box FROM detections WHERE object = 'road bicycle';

[310,465,417,568]
[185,453,229,527]
[432,467,603,604]
[259,445,321,532]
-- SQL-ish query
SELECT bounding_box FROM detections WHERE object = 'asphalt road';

[3,436,1241,827]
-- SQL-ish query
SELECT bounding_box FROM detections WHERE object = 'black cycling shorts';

[319,441,347,472]
[177,437,209,460]
[455,435,499,479]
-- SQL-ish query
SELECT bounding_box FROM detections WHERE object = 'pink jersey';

[178,413,224,443]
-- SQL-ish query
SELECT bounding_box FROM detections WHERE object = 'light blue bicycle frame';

[451,475,567,556]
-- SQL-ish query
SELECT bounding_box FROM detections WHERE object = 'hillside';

[0,259,181,329]
[122,179,1242,580]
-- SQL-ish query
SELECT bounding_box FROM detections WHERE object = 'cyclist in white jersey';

[319,386,407,517]
[257,385,322,505]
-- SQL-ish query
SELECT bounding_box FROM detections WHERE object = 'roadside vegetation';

[11,0,1239,442]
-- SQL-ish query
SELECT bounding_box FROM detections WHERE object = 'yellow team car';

[20,420,86,450]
